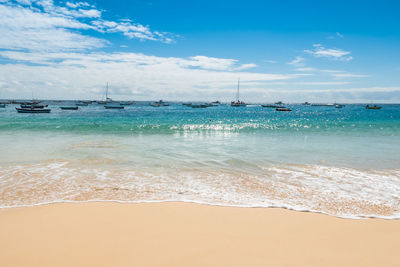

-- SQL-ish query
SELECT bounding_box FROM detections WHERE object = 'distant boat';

[302,102,311,105]
[231,79,247,107]
[76,102,88,106]
[276,107,292,112]
[311,103,335,107]
[60,106,78,110]
[334,103,345,108]
[104,105,124,109]
[150,100,169,107]
[16,107,51,113]
[119,101,135,106]
[105,82,114,104]
[182,103,192,106]
[275,101,284,105]
[191,104,209,108]
[366,105,381,110]
[20,104,48,109]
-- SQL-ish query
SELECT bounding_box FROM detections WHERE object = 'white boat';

[100,82,115,104]
[150,100,169,107]
[231,79,247,107]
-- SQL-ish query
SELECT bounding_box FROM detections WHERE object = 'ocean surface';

[0,101,399,219]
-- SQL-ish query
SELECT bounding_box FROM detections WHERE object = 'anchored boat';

[276,107,292,112]
[231,79,247,107]
[16,107,51,113]
[366,105,381,110]
[60,106,79,110]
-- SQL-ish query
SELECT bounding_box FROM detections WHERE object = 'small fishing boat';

[20,104,48,109]
[119,101,135,106]
[311,103,335,107]
[275,101,284,105]
[76,102,88,106]
[150,100,169,107]
[366,105,381,110]
[334,104,345,108]
[191,104,209,108]
[60,106,79,110]
[301,102,311,105]
[231,79,247,107]
[104,105,124,109]
[276,108,292,112]
[16,107,51,113]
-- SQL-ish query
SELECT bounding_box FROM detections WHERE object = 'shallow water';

[0,102,399,218]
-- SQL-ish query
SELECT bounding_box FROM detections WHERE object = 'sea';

[0,101,399,219]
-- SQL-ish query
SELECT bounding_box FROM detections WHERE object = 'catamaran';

[231,79,247,107]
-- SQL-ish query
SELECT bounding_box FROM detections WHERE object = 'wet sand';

[0,202,399,266]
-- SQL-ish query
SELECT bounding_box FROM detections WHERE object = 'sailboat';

[231,79,247,107]
[102,82,124,109]
[97,82,113,104]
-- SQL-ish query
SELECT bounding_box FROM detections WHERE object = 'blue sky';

[0,0,399,102]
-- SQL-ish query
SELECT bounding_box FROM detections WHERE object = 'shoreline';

[1,202,400,266]
[1,199,399,220]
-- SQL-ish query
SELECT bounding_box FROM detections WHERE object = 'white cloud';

[0,4,105,51]
[330,73,369,78]
[287,56,305,66]
[0,50,294,100]
[336,32,344,38]
[0,0,175,52]
[234,63,258,71]
[305,44,352,61]
[295,67,317,72]
[266,60,277,64]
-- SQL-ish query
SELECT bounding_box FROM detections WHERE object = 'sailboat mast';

[106,82,109,100]
[236,78,240,101]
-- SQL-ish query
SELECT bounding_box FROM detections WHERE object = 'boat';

[16,107,51,113]
[191,104,209,108]
[366,105,381,110]
[334,104,345,108]
[182,103,192,106]
[150,100,169,107]
[20,104,48,109]
[119,101,135,106]
[60,106,79,110]
[275,101,284,105]
[311,103,335,107]
[231,79,247,107]
[301,102,311,105]
[104,105,124,109]
[76,102,88,106]
[276,108,292,112]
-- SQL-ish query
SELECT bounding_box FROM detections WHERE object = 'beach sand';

[0,202,399,267]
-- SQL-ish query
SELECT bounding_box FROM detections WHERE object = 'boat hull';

[16,108,51,113]
[104,106,124,109]
[60,107,79,110]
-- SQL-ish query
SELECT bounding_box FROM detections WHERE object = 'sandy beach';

[0,202,399,267]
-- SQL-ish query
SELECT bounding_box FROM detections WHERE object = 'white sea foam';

[0,160,399,219]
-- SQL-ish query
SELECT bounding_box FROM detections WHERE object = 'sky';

[0,0,400,102]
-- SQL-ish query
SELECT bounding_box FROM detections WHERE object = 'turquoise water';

[0,102,399,218]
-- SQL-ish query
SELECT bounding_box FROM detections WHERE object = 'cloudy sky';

[0,0,399,102]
